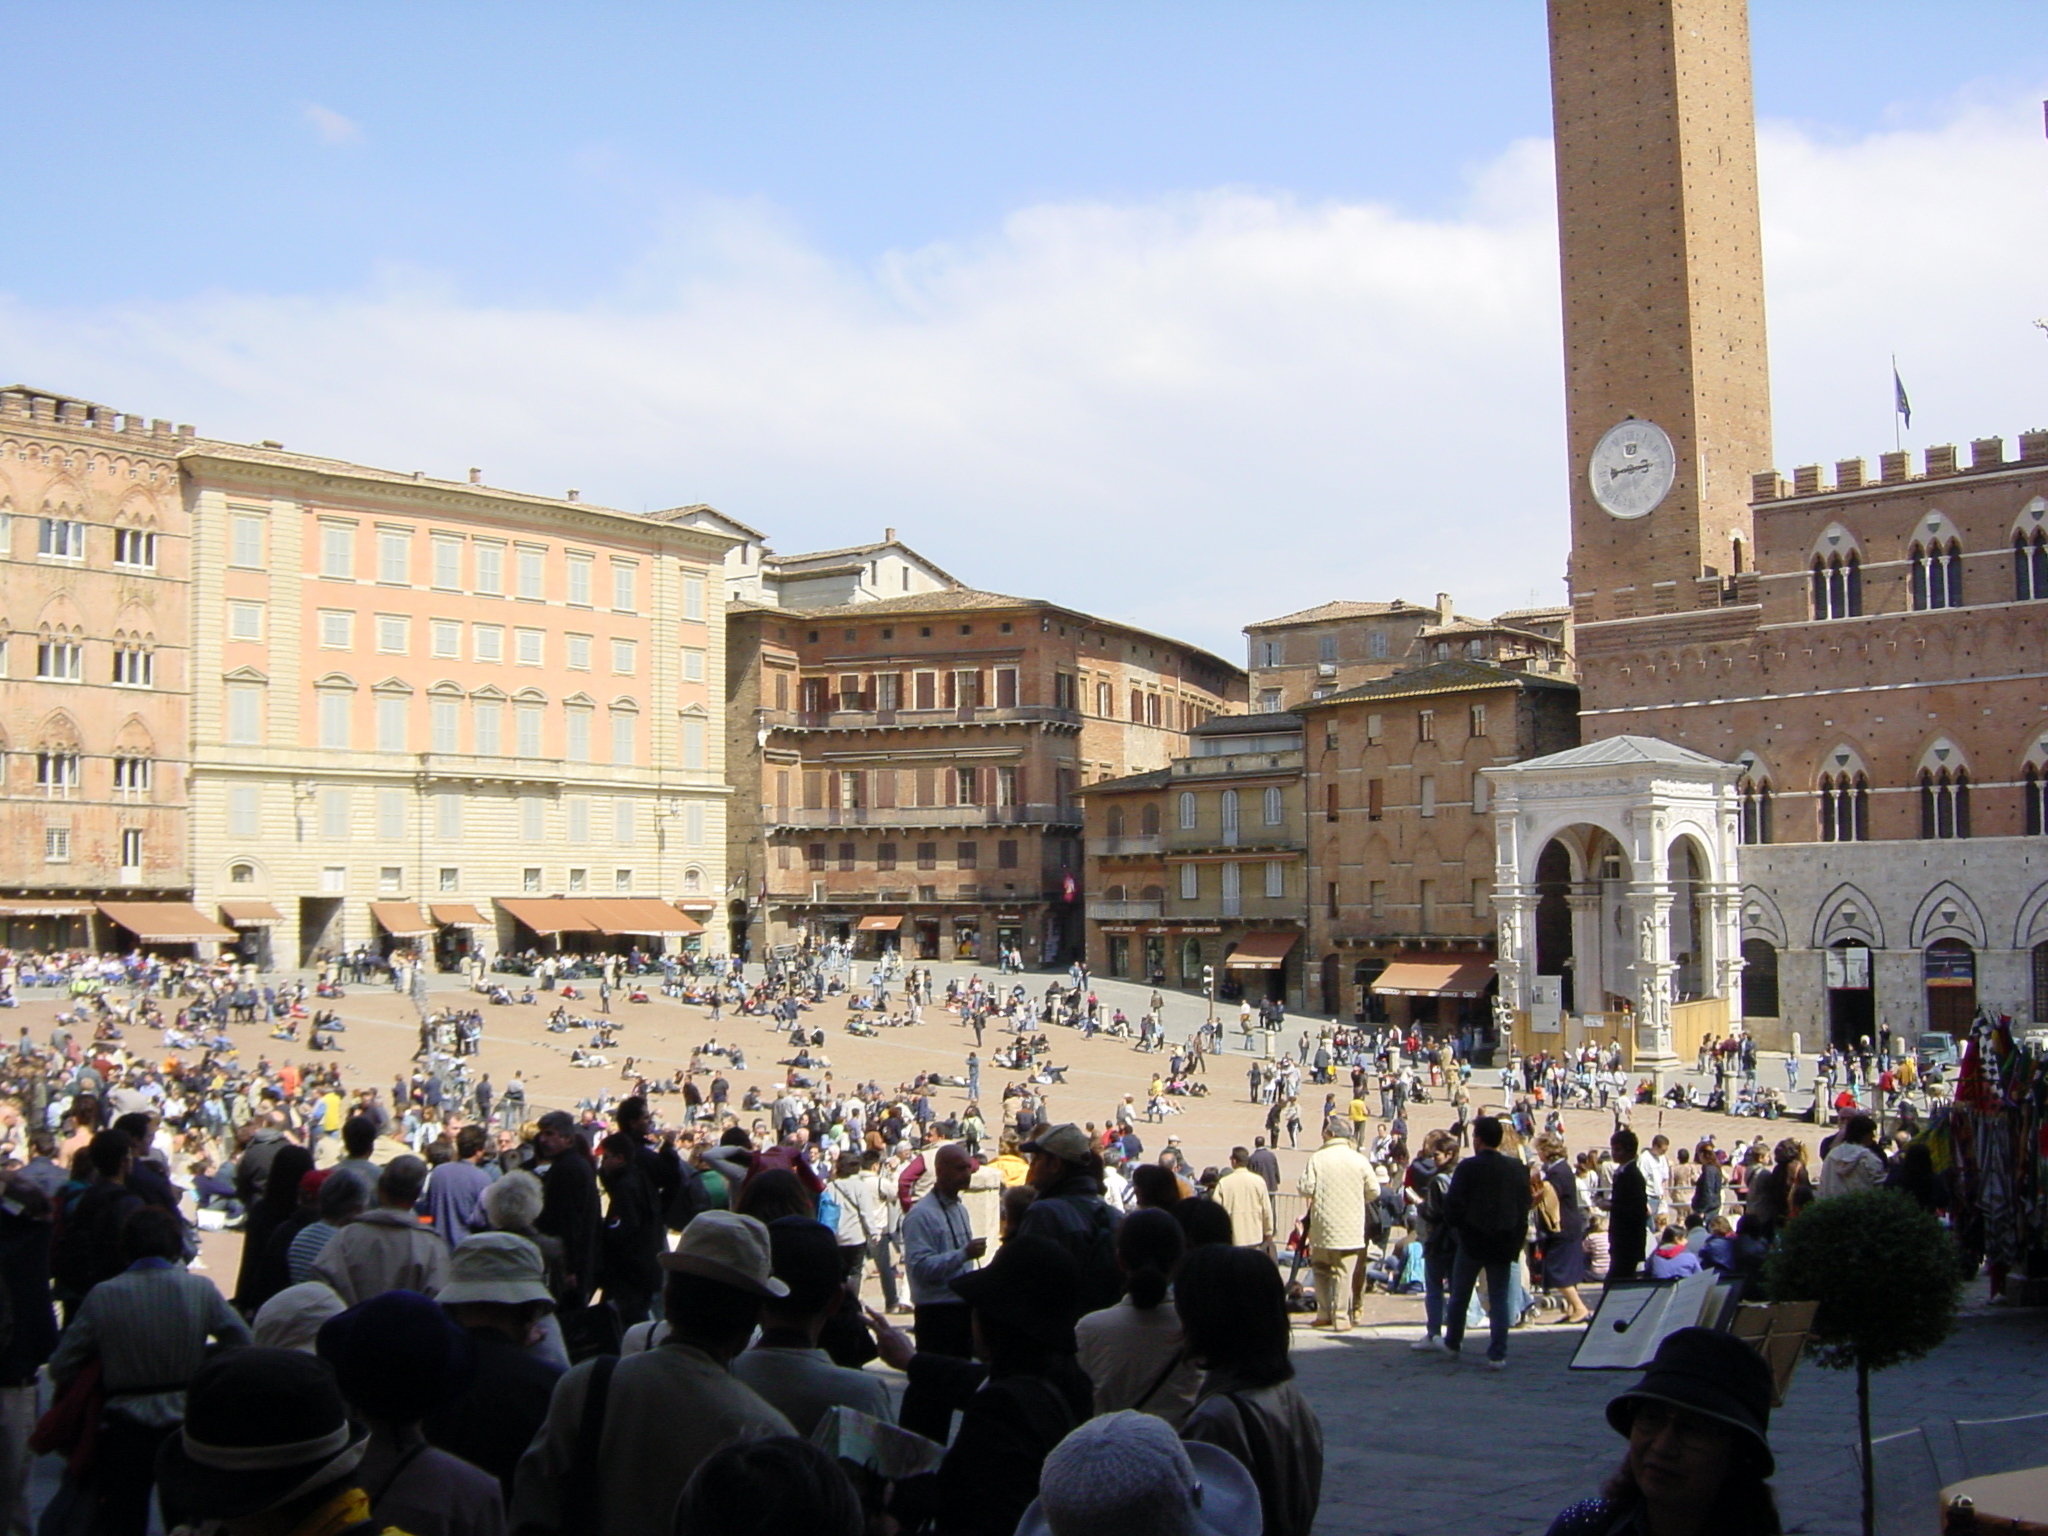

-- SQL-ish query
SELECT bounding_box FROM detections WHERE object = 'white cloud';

[2,85,2042,658]
[301,103,363,145]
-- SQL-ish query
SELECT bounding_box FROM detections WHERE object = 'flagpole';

[1892,354,1901,454]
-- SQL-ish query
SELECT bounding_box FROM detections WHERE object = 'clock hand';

[1607,461,1652,480]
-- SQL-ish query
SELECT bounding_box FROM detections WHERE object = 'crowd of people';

[0,930,1952,1536]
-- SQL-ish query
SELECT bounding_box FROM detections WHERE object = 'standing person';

[0,1180,57,1536]
[1296,1116,1378,1332]
[596,1133,664,1326]
[533,1111,600,1306]
[731,1217,892,1435]
[424,1125,495,1247]
[1074,1209,1202,1428]
[1406,1131,1458,1353]
[1689,1144,1725,1229]
[1246,1137,1281,1192]
[1176,1244,1324,1536]
[1608,1131,1651,1282]
[1215,1148,1276,1252]
[426,1234,566,1502]
[899,1143,984,1442]
[316,1293,504,1536]
[1013,1124,1124,1317]
[1536,1135,1592,1326]
[507,1213,795,1536]
[50,1207,253,1536]
[311,1157,449,1305]
[1441,1116,1532,1371]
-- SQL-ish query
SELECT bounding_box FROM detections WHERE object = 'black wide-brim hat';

[157,1349,370,1520]
[952,1234,1083,1354]
[1605,1327,1776,1476]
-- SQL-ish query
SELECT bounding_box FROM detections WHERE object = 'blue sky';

[7,3,2047,653]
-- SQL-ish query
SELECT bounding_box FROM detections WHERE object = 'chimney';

[567,490,579,502]
[1436,592,1454,624]
[884,527,896,543]
[469,467,482,484]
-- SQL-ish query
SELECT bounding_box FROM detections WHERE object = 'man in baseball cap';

[508,1212,793,1536]
[1013,1124,1123,1313]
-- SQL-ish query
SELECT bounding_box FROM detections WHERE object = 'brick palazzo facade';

[726,592,1243,967]
[1489,0,2048,1067]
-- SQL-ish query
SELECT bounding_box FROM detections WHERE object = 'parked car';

[1916,1031,1960,1075]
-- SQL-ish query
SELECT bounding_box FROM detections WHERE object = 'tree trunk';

[1860,1359,1876,1536]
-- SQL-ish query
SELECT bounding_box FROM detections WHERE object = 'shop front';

[914,918,941,960]
[368,902,435,958]
[1223,931,1301,1006]
[219,901,283,970]
[0,900,96,954]
[1370,952,1500,1050]
[430,904,490,972]
[855,914,903,958]
[95,901,239,957]
[951,916,982,961]
[993,914,1026,965]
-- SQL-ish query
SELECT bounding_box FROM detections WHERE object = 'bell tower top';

[1549,0,1773,622]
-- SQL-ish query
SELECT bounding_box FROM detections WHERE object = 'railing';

[1164,829,1303,853]
[763,705,1080,730]
[1089,835,1163,857]
[1090,901,1163,921]
[771,804,1076,829]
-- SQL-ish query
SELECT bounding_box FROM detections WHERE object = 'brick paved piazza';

[46,958,2047,1535]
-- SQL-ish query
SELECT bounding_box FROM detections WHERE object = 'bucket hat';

[657,1209,789,1297]
[1017,1411,1262,1536]
[438,1232,556,1309]
[155,1349,369,1520]
[951,1235,1081,1353]
[1605,1327,1776,1474]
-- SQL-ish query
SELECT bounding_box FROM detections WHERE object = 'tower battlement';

[1752,429,2048,501]
[0,386,190,442]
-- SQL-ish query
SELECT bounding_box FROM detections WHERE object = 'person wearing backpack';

[1013,1125,1124,1317]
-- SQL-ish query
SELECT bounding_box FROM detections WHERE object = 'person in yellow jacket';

[993,1129,1031,1187]
[1298,1117,1381,1331]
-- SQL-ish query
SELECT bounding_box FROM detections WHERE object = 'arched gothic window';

[1920,767,1971,840]
[1911,540,1963,610]
[1817,773,1870,842]
[2016,530,2048,602]
[1737,777,1772,845]
[1811,552,1861,620]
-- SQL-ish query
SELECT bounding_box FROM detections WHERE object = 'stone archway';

[1485,736,1742,1073]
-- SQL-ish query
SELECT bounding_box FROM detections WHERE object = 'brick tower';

[1549,0,1773,622]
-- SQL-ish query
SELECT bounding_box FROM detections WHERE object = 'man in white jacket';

[1298,1116,1381,1331]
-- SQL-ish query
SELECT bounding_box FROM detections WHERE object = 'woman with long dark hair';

[232,1143,315,1316]
[1546,1327,1781,1536]
[1175,1244,1323,1536]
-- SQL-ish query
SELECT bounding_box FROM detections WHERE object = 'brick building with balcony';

[1298,659,1579,1047]
[1078,713,1311,1008]
[726,589,1242,965]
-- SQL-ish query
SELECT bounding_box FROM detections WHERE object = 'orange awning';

[857,915,904,932]
[1224,932,1301,970]
[219,901,283,927]
[1371,955,1497,998]
[497,898,602,936]
[368,903,435,938]
[95,902,237,942]
[430,903,489,928]
[579,898,703,937]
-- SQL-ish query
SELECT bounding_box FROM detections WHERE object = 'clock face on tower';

[1588,418,1677,520]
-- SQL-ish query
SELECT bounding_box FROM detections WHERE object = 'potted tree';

[1767,1189,1961,1536]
